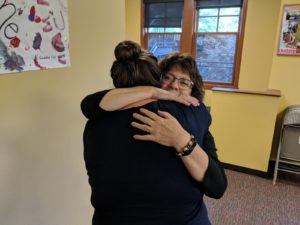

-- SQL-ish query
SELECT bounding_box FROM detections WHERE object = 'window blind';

[196,0,243,8]
[144,0,184,28]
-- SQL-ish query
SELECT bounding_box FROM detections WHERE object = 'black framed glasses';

[161,73,194,89]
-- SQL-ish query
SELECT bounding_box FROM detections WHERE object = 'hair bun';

[114,40,141,62]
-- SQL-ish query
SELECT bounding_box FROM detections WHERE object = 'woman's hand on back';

[131,108,190,152]
[132,108,210,183]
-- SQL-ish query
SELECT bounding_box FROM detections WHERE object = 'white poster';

[0,0,70,74]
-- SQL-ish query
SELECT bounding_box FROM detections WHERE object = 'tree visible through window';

[195,7,241,83]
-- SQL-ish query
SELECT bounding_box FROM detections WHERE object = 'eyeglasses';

[161,73,194,89]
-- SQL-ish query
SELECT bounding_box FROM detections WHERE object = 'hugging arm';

[100,86,199,111]
[200,131,227,199]
[132,108,227,199]
[81,87,199,120]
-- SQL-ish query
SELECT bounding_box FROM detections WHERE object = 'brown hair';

[111,40,160,88]
[159,52,204,102]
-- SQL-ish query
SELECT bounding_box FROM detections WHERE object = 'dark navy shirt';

[81,90,227,225]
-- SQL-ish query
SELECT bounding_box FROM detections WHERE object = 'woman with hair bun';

[111,40,161,88]
[81,40,227,225]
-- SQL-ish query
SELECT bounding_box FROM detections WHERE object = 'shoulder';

[193,103,212,125]
[81,89,112,119]
[81,89,111,105]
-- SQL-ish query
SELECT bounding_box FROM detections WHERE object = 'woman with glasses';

[82,52,227,200]
[99,53,204,111]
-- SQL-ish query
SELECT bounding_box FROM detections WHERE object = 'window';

[143,0,184,60]
[194,0,244,87]
[142,0,246,88]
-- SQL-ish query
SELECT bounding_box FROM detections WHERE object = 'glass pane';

[199,8,218,16]
[165,27,182,33]
[220,7,240,16]
[148,34,180,60]
[195,34,237,83]
[198,17,218,32]
[218,16,239,32]
[148,27,165,33]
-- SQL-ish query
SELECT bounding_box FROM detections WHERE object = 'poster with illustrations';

[0,0,70,74]
[278,4,300,55]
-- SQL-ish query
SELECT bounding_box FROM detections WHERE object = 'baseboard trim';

[223,163,272,178]
[223,161,300,178]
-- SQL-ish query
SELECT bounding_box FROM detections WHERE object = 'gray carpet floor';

[204,170,300,225]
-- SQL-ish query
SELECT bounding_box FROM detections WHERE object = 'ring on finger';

[145,126,151,133]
